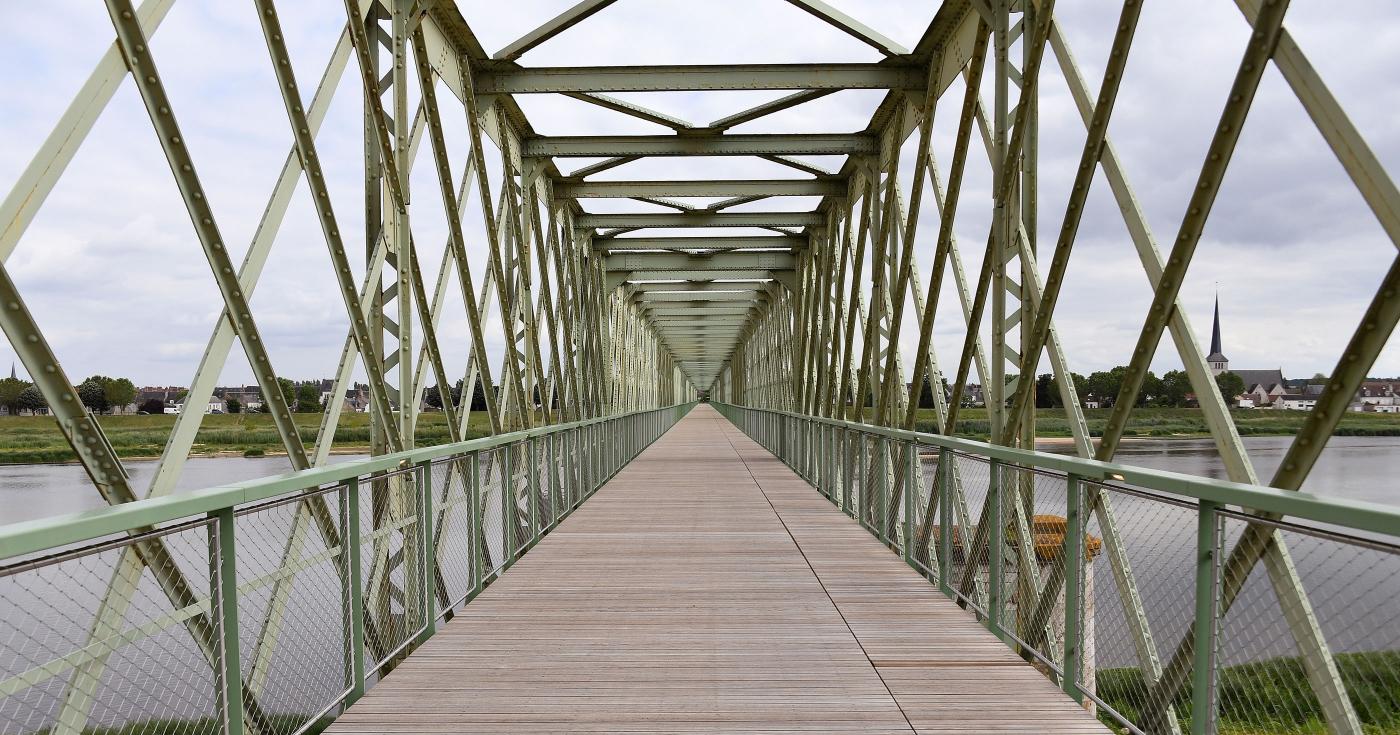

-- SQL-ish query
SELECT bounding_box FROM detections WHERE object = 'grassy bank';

[911,407,1400,442]
[0,411,493,465]
[1096,650,1400,734]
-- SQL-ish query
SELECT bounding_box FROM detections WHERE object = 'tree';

[78,376,112,414]
[1216,371,1246,405]
[139,398,167,414]
[0,377,27,415]
[225,397,242,414]
[1139,371,1163,407]
[1034,373,1058,408]
[276,377,296,408]
[918,376,937,408]
[103,377,136,413]
[1160,369,1192,407]
[294,382,322,413]
[17,385,46,414]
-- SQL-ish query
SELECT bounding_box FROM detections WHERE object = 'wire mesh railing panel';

[511,443,532,556]
[947,451,991,616]
[1215,513,1400,734]
[0,521,218,735]
[429,457,474,616]
[359,467,425,678]
[999,466,1072,676]
[1080,480,1198,734]
[232,486,349,735]
[478,448,507,578]
[908,445,942,580]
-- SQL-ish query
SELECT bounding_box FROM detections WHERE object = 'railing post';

[858,432,869,528]
[209,506,245,735]
[902,440,916,565]
[548,433,559,529]
[469,454,481,596]
[938,448,952,597]
[1192,500,1223,735]
[343,478,366,702]
[527,437,540,544]
[842,427,854,517]
[417,460,436,641]
[1062,473,1085,703]
[988,458,1005,641]
[503,443,517,566]
[878,437,892,545]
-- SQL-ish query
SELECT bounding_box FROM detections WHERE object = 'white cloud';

[0,1,1397,391]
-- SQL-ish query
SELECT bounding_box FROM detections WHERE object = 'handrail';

[0,402,696,735]
[0,404,696,560]
[713,401,1400,735]
[709,402,1400,537]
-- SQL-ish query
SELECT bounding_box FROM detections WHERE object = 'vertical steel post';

[1063,473,1085,703]
[1192,501,1223,735]
[344,478,365,701]
[548,434,559,529]
[417,460,435,640]
[469,454,481,596]
[209,507,245,735]
[879,437,892,544]
[527,438,540,544]
[988,459,1005,639]
[938,448,953,597]
[903,440,917,564]
[842,427,854,516]
[503,443,517,566]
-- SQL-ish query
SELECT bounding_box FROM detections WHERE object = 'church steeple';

[1207,291,1229,375]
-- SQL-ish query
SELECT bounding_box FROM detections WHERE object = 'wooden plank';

[326,405,1108,734]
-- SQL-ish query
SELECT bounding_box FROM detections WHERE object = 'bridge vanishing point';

[1,1,1399,735]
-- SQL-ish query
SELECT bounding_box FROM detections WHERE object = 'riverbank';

[914,407,1400,442]
[0,412,492,465]
[5,407,1400,465]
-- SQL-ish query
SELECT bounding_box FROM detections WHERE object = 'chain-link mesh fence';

[0,520,219,735]
[0,406,691,735]
[713,405,1400,735]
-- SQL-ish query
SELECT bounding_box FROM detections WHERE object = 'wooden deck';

[326,404,1108,734]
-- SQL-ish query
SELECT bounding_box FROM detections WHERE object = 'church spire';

[1207,289,1228,374]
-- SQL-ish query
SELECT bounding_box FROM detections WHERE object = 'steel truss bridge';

[1,1,1399,734]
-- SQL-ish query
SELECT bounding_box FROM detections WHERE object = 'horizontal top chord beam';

[475,63,923,94]
[526,133,877,157]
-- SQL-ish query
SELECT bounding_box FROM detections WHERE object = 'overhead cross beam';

[526,133,878,157]
[476,63,923,94]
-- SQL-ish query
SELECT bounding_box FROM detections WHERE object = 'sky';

[0,0,1398,391]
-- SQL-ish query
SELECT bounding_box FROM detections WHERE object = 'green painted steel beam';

[594,235,805,251]
[584,213,820,229]
[476,63,923,94]
[560,180,843,198]
[525,133,877,157]
[606,251,796,271]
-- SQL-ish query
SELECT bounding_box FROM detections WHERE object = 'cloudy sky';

[1,0,1397,391]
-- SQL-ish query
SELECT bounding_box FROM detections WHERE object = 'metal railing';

[0,403,694,735]
[714,402,1400,735]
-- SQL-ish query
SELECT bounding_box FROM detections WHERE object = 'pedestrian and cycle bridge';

[2,1,1399,734]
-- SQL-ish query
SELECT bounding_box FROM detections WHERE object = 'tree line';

[1033,368,1245,409]
[0,374,136,415]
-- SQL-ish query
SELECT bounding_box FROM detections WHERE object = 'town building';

[1207,296,1289,408]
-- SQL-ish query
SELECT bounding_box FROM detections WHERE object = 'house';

[1357,380,1400,408]
[214,385,264,412]
[173,396,225,414]
[1274,394,1317,411]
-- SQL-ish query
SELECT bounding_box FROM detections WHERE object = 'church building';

[1207,295,1288,407]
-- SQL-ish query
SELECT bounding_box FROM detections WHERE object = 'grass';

[1095,651,1400,734]
[909,407,1400,442]
[0,411,494,465]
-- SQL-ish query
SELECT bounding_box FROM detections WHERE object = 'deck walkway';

[326,404,1107,734]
